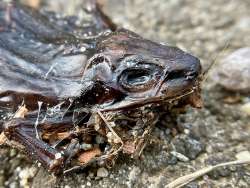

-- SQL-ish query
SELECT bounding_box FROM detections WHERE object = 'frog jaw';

[98,80,201,112]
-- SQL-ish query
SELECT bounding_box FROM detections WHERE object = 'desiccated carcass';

[0,1,202,174]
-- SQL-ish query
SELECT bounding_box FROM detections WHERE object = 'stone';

[235,151,250,161]
[206,156,232,179]
[19,167,37,188]
[128,167,141,186]
[241,102,250,116]
[170,151,189,162]
[211,48,250,92]
[97,167,109,178]
[171,135,205,160]
[86,182,91,187]
[185,182,199,188]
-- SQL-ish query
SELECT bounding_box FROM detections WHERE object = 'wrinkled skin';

[0,2,202,174]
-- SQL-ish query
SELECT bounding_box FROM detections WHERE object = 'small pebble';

[241,103,250,116]
[9,149,17,157]
[170,151,189,162]
[184,129,190,135]
[171,135,205,160]
[80,143,93,151]
[235,151,250,161]
[19,167,37,188]
[97,167,109,178]
[185,182,199,188]
[86,182,91,186]
[95,135,105,144]
[128,167,141,183]
[211,47,250,92]
[9,182,18,188]
[88,172,94,178]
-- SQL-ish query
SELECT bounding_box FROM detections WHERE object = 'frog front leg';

[3,118,65,174]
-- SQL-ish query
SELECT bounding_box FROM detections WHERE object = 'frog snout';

[158,55,201,97]
[175,54,201,81]
[165,56,201,82]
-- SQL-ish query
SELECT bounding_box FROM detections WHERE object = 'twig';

[13,104,28,118]
[0,132,7,145]
[203,39,231,81]
[1,104,28,145]
[96,110,124,158]
[166,158,250,188]
[96,110,122,144]
[35,101,43,140]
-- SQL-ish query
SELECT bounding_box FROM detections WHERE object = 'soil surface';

[1,0,250,187]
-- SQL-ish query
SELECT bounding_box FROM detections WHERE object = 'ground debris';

[96,167,109,178]
[78,147,102,165]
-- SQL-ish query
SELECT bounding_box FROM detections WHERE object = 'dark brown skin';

[0,1,202,174]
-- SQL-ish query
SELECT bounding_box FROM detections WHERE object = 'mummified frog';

[0,1,202,174]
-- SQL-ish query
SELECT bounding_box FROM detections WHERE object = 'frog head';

[80,29,202,111]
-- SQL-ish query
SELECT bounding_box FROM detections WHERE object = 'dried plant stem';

[0,133,7,145]
[0,104,28,145]
[97,110,122,143]
[96,110,124,158]
[1,105,28,145]
[203,39,231,81]
[166,158,250,188]
[13,104,28,118]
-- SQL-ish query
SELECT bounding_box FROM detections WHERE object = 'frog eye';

[119,65,160,92]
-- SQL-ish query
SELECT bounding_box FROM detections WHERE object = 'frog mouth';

[99,61,203,112]
[99,81,201,112]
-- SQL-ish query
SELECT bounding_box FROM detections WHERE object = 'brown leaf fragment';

[42,132,71,141]
[57,132,71,140]
[0,132,7,145]
[123,140,136,155]
[188,92,203,108]
[223,96,242,104]
[78,147,102,164]
[23,0,41,9]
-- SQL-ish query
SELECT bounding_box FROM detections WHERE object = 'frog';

[0,1,202,174]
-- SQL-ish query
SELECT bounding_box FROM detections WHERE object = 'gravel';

[96,168,109,178]
[241,102,250,116]
[171,135,205,160]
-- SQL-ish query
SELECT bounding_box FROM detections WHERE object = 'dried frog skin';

[0,2,202,174]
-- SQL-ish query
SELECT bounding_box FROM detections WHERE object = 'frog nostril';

[165,69,199,81]
[186,71,198,80]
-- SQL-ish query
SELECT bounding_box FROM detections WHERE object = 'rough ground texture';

[1,0,250,187]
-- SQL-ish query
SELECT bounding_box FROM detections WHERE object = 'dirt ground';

[1,0,250,187]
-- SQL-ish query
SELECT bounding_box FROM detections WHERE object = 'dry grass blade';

[202,40,231,81]
[166,158,250,188]
[0,132,7,145]
[13,105,28,118]
[96,110,123,144]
